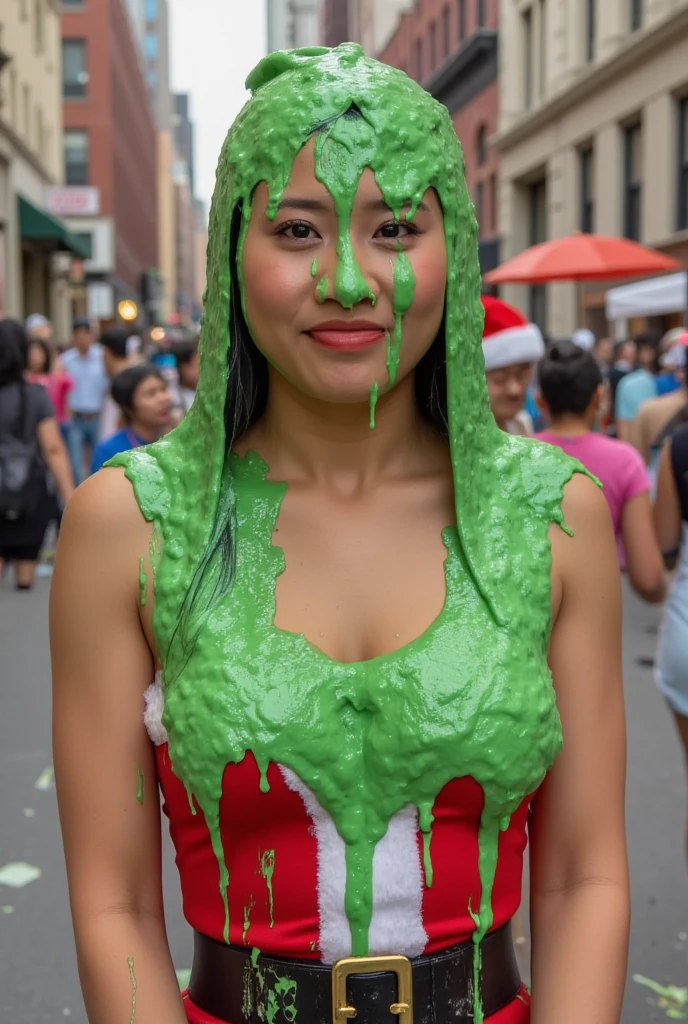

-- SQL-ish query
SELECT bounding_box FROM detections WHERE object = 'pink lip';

[306,319,387,352]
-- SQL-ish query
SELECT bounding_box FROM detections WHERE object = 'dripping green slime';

[111,44,585,1022]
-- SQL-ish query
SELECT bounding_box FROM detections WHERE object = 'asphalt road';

[0,576,686,1023]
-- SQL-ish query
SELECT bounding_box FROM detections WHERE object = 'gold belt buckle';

[332,954,414,1023]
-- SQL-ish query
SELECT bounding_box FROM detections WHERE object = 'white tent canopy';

[606,272,687,321]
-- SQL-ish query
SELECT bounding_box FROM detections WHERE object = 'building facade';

[349,0,414,54]
[496,0,688,336]
[0,0,86,340]
[143,0,175,322]
[268,0,320,50]
[378,0,501,275]
[61,0,159,327]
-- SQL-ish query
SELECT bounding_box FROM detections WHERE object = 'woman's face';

[241,140,447,405]
[27,342,48,375]
[130,374,173,429]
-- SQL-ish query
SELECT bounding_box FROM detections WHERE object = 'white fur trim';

[280,767,428,963]
[482,324,545,370]
[144,672,168,746]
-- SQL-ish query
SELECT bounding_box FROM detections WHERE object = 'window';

[523,8,533,110]
[145,0,158,18]
[35,0,44,53]
[442,6,451,60]
[539,0,547,98]
[477,0,486,27]
[529,179,547,329]
[586,0,596,62]
[73,232,93,259]
[145,32,158,60]
[429,22,437,70]
[580,147,595,233]
[475,181,485,238]
[64,129,89,185]
[678,98,688,231]
[61,0,86,6]
[62,38,88,98]
[630,0,643,31]
[415,37,423,81]
[490,172,498,234]
[457,0,466,42]
[623,122,642,241]
[477,124,488,166]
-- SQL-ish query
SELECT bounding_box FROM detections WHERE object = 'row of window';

[63,34,159,100]
[474,171,498,239]
[4,65,50,163]
[62,0,158,13]
[578,100,688,240]
[522,0,645,112]
[414,0,489,83]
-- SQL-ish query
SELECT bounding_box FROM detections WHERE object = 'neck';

[128,419,159,443]
[545,414,592,436]
[242,368,448,489]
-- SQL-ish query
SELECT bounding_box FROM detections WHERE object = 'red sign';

[45,187,101,217]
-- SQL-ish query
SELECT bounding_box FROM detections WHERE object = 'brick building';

[378,0,501,275]
[61,0,159,324]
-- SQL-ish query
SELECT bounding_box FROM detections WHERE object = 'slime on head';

[111,45,589,1022]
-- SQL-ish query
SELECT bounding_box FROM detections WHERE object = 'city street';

[0,575,686,1023]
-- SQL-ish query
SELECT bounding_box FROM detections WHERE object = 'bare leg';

[671,712,688,867]
[15,560,37,590]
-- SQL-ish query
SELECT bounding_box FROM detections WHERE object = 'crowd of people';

[0,314,199,589]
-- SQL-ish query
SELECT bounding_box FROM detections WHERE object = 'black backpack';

[0,385,42,520]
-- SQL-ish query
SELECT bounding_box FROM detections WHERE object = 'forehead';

[255,139,442,217]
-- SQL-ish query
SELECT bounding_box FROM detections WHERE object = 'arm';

[36,417,75,505]
[615,419,632,443]
[620,491,666,603]
[653,440,682,557]
[530,475,629,1024]
[629,408,649,462]
[51,470,187,1024]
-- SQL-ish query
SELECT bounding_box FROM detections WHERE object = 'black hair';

[110,363,164,422]
[171,338,199,367]
[539,341,603,416]
[0,319,29,388]
[27,337,51,375]
[100,327,131,359]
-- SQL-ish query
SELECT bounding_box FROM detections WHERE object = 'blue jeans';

[67,415,100,484]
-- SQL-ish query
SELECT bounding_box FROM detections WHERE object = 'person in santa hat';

[481,295,546,435]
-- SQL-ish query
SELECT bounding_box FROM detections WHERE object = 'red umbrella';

[483,233,683,285]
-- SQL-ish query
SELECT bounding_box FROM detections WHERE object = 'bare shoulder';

[550,472,617,618]
[61,467,152,547]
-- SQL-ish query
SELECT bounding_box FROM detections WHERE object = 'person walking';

[631,336,687,475]
[90,364,172,473]
[99,328,143,440]
[61,317,108,483]
[536,341,665,604]
[653,423,688,863]
[614,334,659,442]
[0,320,74,589]
[481,296,545,435]
[170,336,200,419]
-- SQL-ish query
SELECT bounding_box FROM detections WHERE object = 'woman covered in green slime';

[52,45,629,1024]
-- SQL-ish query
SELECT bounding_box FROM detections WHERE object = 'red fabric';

[182,987,531,1022]
[158,746,533,1021]
[481,296,530,339]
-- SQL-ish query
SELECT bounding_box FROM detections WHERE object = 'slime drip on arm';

[110,44,591,1022]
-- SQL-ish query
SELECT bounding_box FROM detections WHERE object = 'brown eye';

[276,220,319,241]
[374,222,418,241]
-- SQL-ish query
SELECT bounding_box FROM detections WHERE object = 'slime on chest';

[111,44,588,1023]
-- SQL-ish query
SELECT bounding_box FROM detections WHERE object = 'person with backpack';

[654,423,688,864]
[0,319,74,589]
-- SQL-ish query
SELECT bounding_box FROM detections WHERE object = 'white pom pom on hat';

[481,295,545,371]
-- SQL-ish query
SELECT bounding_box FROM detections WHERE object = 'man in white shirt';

[61,318,109,483]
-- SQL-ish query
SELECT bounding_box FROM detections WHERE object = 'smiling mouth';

[306,320,388,352]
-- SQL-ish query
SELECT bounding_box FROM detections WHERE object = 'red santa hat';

[481,296,545,371]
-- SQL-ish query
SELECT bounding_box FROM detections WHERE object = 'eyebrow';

[276,197,431,215]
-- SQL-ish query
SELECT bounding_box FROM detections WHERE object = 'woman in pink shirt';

[25,338,73,436]
[536,341,666,603]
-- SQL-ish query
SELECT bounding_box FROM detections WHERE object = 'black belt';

[189,922,522,1023]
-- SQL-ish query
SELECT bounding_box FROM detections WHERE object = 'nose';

[315,221,379,310]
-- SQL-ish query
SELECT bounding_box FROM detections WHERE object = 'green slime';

[110,44,587,1021]
[368,382,379,429]
[136,764,144,805]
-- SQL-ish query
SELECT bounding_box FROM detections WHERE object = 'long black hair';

[0,319,29,387]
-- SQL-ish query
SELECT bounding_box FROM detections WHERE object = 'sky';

[168,1,267,206]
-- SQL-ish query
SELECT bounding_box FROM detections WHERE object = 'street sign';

[45,187,101,217]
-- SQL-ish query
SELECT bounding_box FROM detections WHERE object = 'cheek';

[407,246,447,321]
[242,234,308,329]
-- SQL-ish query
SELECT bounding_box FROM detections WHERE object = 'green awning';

[18,195,91,259]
